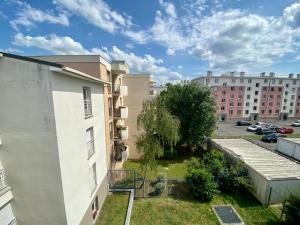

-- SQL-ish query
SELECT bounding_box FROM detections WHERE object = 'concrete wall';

[269,179,300,204]
[123,75,150,159]
[51,72,108,225]
[277,139,300,161]
[0,57,68,225]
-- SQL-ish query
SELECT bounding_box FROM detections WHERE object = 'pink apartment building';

[193,71,300,121]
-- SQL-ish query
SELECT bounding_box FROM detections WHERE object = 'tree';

[136,97,180,178]
[284,194,300,225]
[161,81,216,147]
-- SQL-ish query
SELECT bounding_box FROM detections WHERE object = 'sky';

[1,0,300,83]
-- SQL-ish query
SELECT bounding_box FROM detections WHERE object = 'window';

[89,163,97,193]
[254,99,258,103]
[271,79,275,84]
[239,87,243,91]
[221,106,225,110]
[263,87,267,91]
[240,79,244,84]
[279,80,283,84]
[247,87,251,91]
[290,110,293,114]
[276,110,279,113]
[285,91,288,95]
[269,102,273,106]
[223,82,227,86]
[291,95,295,100]
[290,103,294,106]
[271,87,274,91]
[269,110,272,114]
[231,87,235,91]
[222,91,226,95]
[262,95,266,99]
[270,95,273,99]
[255,91,259,95]
[92,196,99,221]
[246,102,249,106]
[221,99,226,102]
[283,106,286,110]
[277,95,281,99]
[232,78,236,84]
[261,102,265,106]
[238,95,242,99]
[248,79,252,83]
[278,87,282,91]
[229,102,234,106]
[261,110,265,114]
[284,99,287,103]
[229,110,233,115]
[264,79,268,84]
[86,127,95,159]
[215,78,219,83]
[247,95,250,99]
[230,95,234,99]
[293,80,297,85]
[237,102,242,107]
[255,83,259,87]
[253,106,257,110]
[292,88,295,92]
[83,87,92,117]
[286,84,289,88]
[245,110,249,114]
[237,110,241,115]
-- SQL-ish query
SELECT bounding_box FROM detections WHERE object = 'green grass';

[130,191,283,225]
[123,158,188,179]
[96,193,129,225]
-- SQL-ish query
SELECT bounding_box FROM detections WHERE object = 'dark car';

[255,127,275,135]
[262,133,287,142]
[236,120,252,126]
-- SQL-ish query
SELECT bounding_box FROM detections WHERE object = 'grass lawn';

[123,157,189,179]
[96,193,129,225]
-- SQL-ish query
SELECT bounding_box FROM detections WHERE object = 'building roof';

[0,52,109,84]
[211,139,300,180]
[282,138,300,145]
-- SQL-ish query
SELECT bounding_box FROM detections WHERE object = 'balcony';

[113,85,128,96]
[114,126,128,141]
[114,106,128,119]
[114,144,129,162]
[111,61,129,74]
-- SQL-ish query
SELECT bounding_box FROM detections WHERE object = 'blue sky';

[1,0,300,83]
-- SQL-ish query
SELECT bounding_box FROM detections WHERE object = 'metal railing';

[87,139,95,159]
[108,170,144,191]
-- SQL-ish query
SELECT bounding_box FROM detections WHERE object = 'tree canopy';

[161,81,216,147]
[136,97,180,177]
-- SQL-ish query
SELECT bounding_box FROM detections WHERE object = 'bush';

[185,166,219,201]
[157,172,167,182]
[284,194,300,225]
[155,181,166,195]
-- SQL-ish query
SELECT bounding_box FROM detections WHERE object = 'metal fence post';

[267,187,272,206]
[280,200,286,220]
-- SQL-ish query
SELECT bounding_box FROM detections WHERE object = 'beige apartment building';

[123,74,155,159]
[33,56,130,168]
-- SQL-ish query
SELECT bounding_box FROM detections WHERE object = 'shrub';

[155,181,166,195]
[284,194,300,225]
[185,166,219,201]
[157,172,167,182]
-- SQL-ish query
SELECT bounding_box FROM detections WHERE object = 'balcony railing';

[87,139,95,159]
[113,85,128,96]
[114,144,129,162]
[114,106,128,119]
[114,126,128,141]
[84,100,92,118]
[111,61,129,74]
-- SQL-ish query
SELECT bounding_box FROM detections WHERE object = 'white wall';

[51,73,107,225]
[0,57,67,225]
[277,139,300,161]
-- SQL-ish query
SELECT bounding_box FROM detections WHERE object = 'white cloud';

[12,33,182,83]
[10,1,69,30]
[284,2,300,27]
[122,30,149,44]
[53,0,132,33]
[159,0,177,18]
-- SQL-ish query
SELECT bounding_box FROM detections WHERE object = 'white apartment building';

[0,52,109,225]
[193,72,300,121]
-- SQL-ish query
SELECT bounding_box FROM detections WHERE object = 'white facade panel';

[0,203,14,225]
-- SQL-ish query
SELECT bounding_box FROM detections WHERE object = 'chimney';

[289,73,294,78]
[297,74,300,79]
[269,72,275,77]
[240,71,245,76]
[260,72,266,77]
[207,71,212,76]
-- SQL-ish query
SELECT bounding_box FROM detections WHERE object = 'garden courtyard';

[97,158,283,225]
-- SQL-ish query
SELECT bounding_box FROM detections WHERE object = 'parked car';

[236,120,252,126]
[261,133,287,142]
[292,120,300,127]
[255,122,268,127]
[276,127,294,134]
[247,125,259,132]
[268,125,280,131]
[255,127,275,135]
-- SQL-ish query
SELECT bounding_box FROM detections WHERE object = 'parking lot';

[215,120,300,138]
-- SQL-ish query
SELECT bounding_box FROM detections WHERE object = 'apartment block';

[193,71,300,121]
[0,52,109,225]
[33,56,130,168]
[123,74,154,159]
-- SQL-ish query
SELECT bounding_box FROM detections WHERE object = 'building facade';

[33,56,130,169]
[193,72,300,121]
[123,74,153,159]
[0,52,108,225]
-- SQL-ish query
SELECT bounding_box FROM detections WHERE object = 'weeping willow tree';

[136,97,180,178]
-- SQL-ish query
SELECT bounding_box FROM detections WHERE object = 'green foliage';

[157,172,167,182]
[161,81,216,147]
[185,166,219,201]
[154,181,166,196]
[136,97,180,177]
[284,194,300,225]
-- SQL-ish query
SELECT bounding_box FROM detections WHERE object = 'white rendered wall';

[51,73,108,225]
[0,57,67,225]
